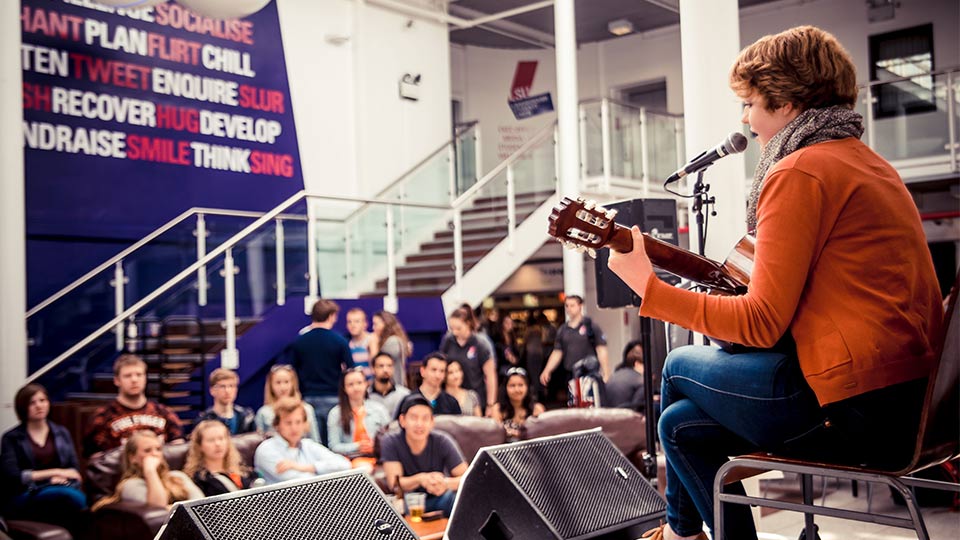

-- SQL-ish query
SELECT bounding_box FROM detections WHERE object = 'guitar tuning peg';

[584,200,596,210]
[587,248,597,259]
[575,245,587,254]
[576,196,586,203]
[605,209,618,219]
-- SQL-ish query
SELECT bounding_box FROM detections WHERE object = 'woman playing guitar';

[606,26,943,540]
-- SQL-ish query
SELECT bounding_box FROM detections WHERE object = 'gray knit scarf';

[746,106,864,232]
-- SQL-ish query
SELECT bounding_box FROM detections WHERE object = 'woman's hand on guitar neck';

[607,226,656,298]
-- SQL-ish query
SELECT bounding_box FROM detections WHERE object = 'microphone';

[664,132,748,184]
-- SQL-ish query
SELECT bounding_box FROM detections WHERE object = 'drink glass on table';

[404,492,426,522]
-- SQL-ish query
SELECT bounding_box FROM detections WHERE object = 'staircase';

[367,190,554,296]
[64,315,259,424]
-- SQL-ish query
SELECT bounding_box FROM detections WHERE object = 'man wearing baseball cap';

[381,395,468,516]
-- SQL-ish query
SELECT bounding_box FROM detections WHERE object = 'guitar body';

[548,197,761,352]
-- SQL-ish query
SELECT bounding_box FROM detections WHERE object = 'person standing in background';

[289,298,354,446]
[346,308,375,380]
[371,311,411,387]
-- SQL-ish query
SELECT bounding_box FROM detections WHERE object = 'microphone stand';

[691,169,716,346]
[690,169,716,257]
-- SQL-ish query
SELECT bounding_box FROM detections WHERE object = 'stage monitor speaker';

[156,470,416,540]
[594,198,679,308]
[447,429,666,540]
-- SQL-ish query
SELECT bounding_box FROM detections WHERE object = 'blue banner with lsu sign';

[508,93,554,120]
[21,0,303,299]
[507,60,553,120]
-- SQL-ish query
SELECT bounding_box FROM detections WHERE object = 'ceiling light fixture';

[607,19,634,37]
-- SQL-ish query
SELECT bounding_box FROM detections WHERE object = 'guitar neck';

[607,223,745,294]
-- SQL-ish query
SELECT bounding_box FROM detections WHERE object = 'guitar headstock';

[547,197,619,259]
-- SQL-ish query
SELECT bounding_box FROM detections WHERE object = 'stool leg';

[801,473,817,540]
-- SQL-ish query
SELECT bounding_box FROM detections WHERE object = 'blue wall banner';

[21,0,303,301]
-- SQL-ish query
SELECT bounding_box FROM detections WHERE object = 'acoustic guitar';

[548,197,760,351]
[548,196,754,295]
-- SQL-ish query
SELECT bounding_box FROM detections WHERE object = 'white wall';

[278,0,452,198]
[452,0,959,174]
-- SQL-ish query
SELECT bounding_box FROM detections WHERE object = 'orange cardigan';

[640,138,942,405]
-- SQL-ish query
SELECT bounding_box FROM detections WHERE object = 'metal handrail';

[368,122,480,202]
[451,120,557,209]
[25,191,451,384]
[579,97,684,119]
[858,65,959,89]
[26,207,309,319]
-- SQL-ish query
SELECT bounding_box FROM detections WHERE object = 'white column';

[1,0,26,430]
[679,0,746,258]
[555,0,584,297]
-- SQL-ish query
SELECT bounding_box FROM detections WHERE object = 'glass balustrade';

[645,111,685,183]
[868,72,954,162]
[30,73,957,393]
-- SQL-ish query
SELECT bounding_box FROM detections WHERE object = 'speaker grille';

[489,431,665,538]
[188,473,416,540]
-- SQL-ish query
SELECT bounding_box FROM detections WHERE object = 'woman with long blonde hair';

[92,431,202,510]
[183,420,257,496]
[254,364,321,441]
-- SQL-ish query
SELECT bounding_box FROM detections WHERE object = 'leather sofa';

[84,432,265,540]
[383,407,649,477]
[15,408,644,540]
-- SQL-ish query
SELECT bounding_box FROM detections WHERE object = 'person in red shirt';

[83,354,184,457]
[608,26,942,540]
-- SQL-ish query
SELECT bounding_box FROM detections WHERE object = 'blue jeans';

[659,345,827,540]
[8,484,88,531]
[304,394,340,446]
[426,490,456,517]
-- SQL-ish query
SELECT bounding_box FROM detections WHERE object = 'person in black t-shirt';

[605,340,646,412]
[539,295,610,391]
[382,395,467,517]
[440,307,497,416]
[410,353,461,416]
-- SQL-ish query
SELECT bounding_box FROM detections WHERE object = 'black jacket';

[1,422,80,502]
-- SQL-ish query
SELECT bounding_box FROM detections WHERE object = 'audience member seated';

[440,306,497,416]
[382,395,467,517]
[254,398,350,485]
[199,368,256,435]
[83,354,184,457]
[371,310,411,387]
[367,353,411,418]
[605,340,646,412]
[494,367,545,441]
[412,353,461,416]
[255,364,321,441]
[327,368,390,456]
[92,430,203,510]
[1,384,87,535]
[346,307,375,380]
[183,420,258,497]
[444,358,482,416]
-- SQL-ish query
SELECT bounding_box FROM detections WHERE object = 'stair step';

[470,190,554,207]
[161,391,192,399]
[64,392,117,402]
[160,362,202,371]
[406,247,491,264]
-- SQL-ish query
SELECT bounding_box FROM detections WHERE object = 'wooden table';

[405,516,447,539]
